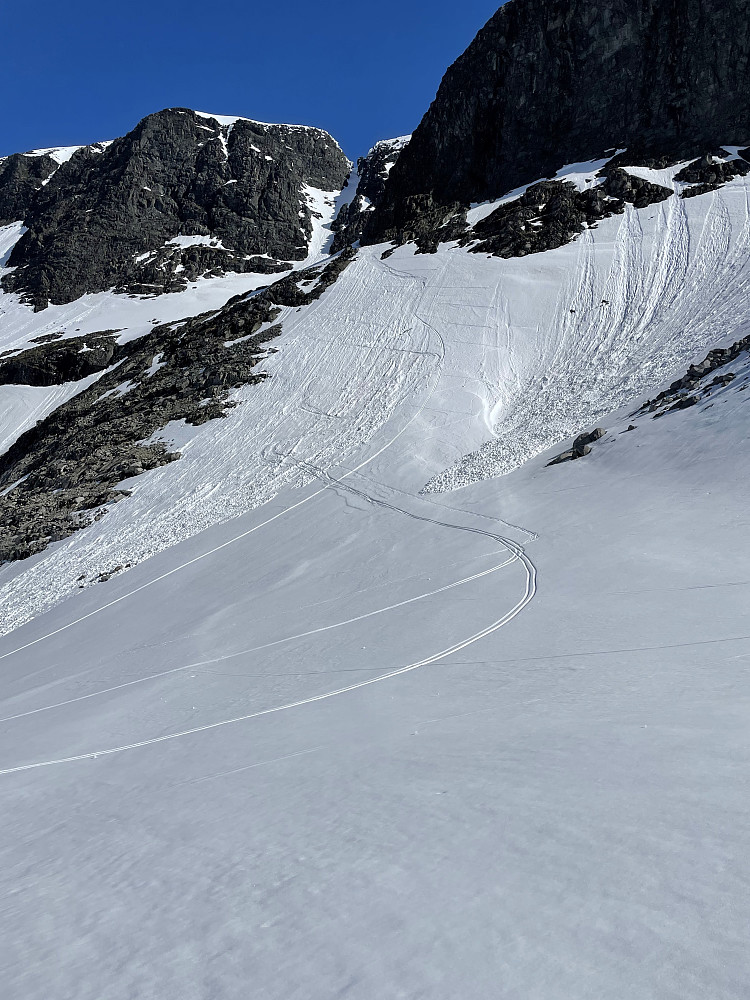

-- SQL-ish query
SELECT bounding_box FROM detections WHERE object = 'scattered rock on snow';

[547,427,606,466]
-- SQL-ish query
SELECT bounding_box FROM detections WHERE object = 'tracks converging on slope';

[0,252,539,776]
[0,521,535,777]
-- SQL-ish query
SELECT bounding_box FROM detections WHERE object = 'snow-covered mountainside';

[1,0,750,996]
[1,160,749,997]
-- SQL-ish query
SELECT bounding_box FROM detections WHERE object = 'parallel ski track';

[427,179,750,489]
[0,254,538,776]
[0,522,535,777]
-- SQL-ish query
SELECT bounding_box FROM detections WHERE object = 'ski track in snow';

[0,554,519,725]
[2,175,750,636]
[426,179,750,490]
[0,516,535,775]
[0,250,538,773]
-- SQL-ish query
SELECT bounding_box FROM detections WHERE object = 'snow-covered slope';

[1,123,750,997]
[1,248,749,998]
[2,168,749,629]
[0,176,344,357]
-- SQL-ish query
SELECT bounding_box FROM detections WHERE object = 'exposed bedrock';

[637,333,750,417]
[330,137,409,253]
[1,109,350,309]
[367,0,750,245]
[0,153,58,227]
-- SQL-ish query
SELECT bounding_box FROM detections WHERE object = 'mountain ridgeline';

[1,109,349,309]
[366,0,750,245]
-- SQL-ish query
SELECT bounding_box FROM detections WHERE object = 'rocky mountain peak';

[1,107,350,309]
[330,135,410,252]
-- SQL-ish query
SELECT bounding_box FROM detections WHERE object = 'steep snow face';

[2,172,749,633]
[0,255,749,999]
[0,220,25,266]
[0,375,112,458]
[427,172,750,490]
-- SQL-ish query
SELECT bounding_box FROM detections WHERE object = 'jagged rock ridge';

[0,144,108,227]
[1,109,349,309]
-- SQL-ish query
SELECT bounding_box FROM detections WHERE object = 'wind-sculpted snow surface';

[1,293,749,999]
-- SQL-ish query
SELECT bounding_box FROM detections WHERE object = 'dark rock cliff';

[2,109,350,309]
[330,136,409,252]
[0,153,58,226]
[367,0,750,245]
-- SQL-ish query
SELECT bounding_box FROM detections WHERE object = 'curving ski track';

[0,257,538,775]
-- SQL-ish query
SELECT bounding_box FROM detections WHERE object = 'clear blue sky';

[4,0,504,160]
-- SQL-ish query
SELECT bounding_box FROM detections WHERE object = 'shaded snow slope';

[0,373,111,457]
[0,310,748,998]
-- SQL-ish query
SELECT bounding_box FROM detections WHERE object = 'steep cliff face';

[367,0,750,244]
[0,153,58,226]
[2,109,350,309]
[330,136,410,252]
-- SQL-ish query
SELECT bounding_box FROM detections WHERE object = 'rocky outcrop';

[637,334,750,417]
[547,427,606,465]
[0,153,57,226]
[0,249,355,562]
[331,137,410,252]
[455,166,673,260]
[675,149,750,197]
[2,109,350,309]
[0,333,119,386]
[367,0,750,247]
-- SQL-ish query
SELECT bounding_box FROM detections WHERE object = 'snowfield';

[2,172,750,629]
[0,168,749,998]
